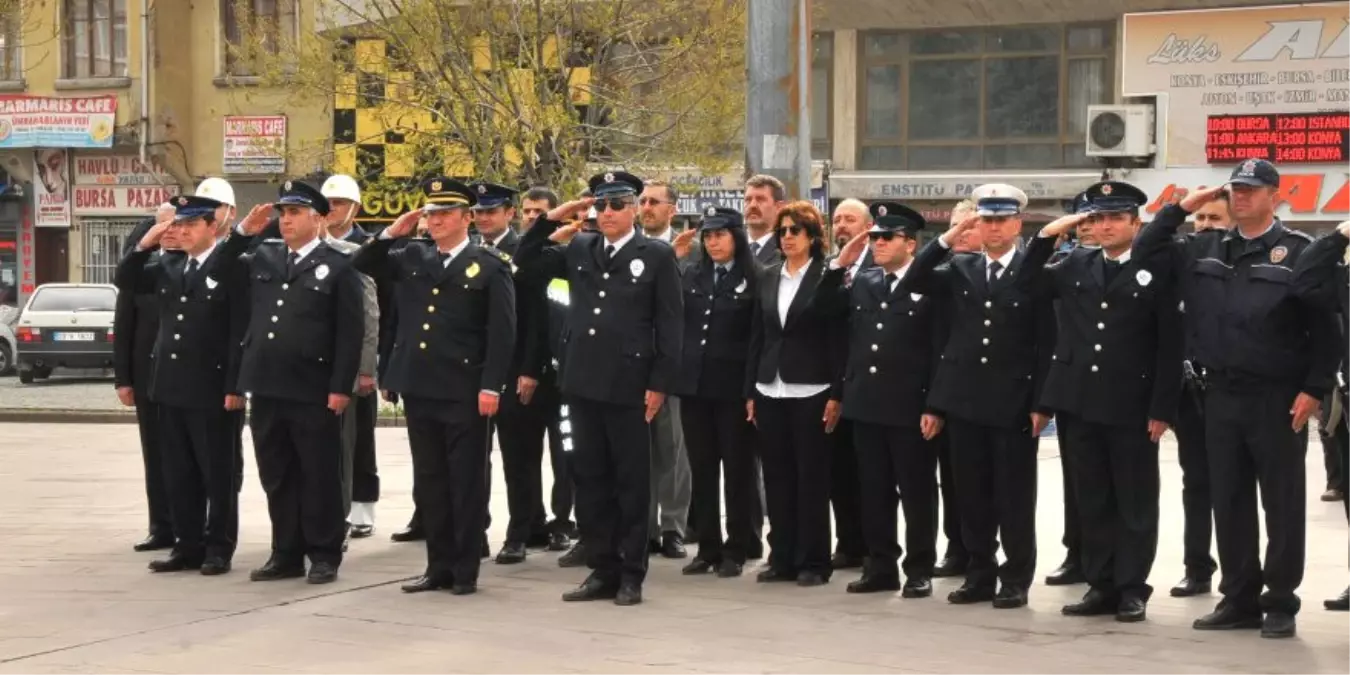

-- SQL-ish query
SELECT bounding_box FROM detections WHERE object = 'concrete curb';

[0,408,409,427]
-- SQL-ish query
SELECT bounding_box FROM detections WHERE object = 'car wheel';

[18,369,33,384]
[0,343,10,375]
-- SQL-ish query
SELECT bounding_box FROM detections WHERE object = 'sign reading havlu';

[223,115,287,174]
[0,95,117,149]
[1122,2,1349,167]
[72,154,180,216]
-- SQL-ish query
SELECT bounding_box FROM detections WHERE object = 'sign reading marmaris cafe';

[1122,3,1349,167]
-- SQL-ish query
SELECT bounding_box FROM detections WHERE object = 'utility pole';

[745,0,812,200]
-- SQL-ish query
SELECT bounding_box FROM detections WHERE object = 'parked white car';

[15,283,118,384]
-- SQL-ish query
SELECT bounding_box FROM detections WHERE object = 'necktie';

[604,244,616,264]
[988,259,1003,282]
[439,250,452,265]
[1104,259,1123,285]
[285,251,299,277]
[884,272,897,291]
[714,266,727,287]
[751,242,762,257]
[185,258,200,286]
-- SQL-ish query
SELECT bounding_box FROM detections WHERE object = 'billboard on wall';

[1128,166,1349,223]
[1121,2,1349,167]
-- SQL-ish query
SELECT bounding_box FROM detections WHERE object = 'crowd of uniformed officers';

[113,156,1349,635]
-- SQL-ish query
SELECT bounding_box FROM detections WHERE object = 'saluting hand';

[237,204,273,236]
[385,208,422,239]
[823,399,842,433]
[835,232,869,270]
[1290,392,1320,432]
[549,222,582,244]
[546,197,595,223]
[645,390,666,423]
[327,393,351,415]
[1336,220,1350,239]
[1040,213,1087,240]
[479,391,500,417]
[137,218,173,251]
[939,213,980,247]
[1178,185,1228,213]
[672,228,698,260]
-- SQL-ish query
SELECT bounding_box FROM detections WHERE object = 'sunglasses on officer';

[595,197,633,212]
[867,231,907,243]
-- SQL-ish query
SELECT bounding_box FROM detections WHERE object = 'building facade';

[812,0,1348,233]
[0,0,326,305]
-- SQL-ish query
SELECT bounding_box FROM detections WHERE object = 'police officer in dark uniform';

[514,171,683,606]
[672,206,760,579]
[824,202,944,599]
[231,180,365,585]
[1132,159,1341,638]
[114,206,177,553]
[902,184,1058,609]
[1038,181,1183,622]
[116,194,252,576]
[353,178,516,595]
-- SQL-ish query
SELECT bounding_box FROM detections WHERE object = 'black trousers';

[405,396,490,584]
[947,418,1039,591]
[569,396,652,584]
[546,390,574,529]
[134,396,173,539]
[1174,387,1217,579]
[159,405,239,560]
[756,392,832,577]
[1059,412,1159,599]
[934,432,966,561]
[853,422,938,579]
[830,419,865,558]
[1318,391,1348,494]
[682,396,757,564]
[1206,380,1307,615]
[250,397,346,566]
[228,409,246,494]
[352,392,380,503]
[492,388,550,545]
[1053,415,1082,566]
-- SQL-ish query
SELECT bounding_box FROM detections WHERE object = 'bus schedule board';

[1205,112,1349,165]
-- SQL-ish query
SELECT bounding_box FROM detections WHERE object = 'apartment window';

[811,32,832,159]
[221,0,297,76]
[0,13,19,81]
[63,0,128,79]
[858,23,1112,170]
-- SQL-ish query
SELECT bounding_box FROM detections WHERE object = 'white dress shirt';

[603,226,637,255]
[756,261,831,400]
[288,236,322,263]
[187,240,218,270]
[438,237,471,267]
[984,247,1017,281]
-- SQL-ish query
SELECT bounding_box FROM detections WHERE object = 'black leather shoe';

[1116,597,1147,623]
[661,532,688,559]
[756,568,796,583]
[747,540,764,560]
[902,577,933,599]
[546,519,578,540]
[390,525,425,543]
[947,585,995,604]
[148,553,202,573]
[992,587,1028,609]
[495,542,527,565]
[401,576,448,593]
[1192,605,1263,630]
[200,556,232,576]
[450,583,477,596]
[249,559,305,582]
[307,561,338,584]
[1044,562,1086,586]
[847,574,901,594]
[682,559,715,575]
[1062,589,1119,616]
[562,575,619,602]
[830,552,864,570]
[716,560,743,578]
[1170,576,1212,597]
[932,556,968,578]
[797,571,829,587]
[615,581,643,606]
[134,534,175,553]
[1325,586,1349,611]
[526,531,551,549]
[648,539,662,555]
[558,543,586,568]
[1261,611,1296,638]
[547,531,570,552]
[1321,488,1345,502]
[350,524,374,539]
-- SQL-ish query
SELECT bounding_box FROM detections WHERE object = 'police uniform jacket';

[820,265,945,427]
[903,236,1057,429]
[115,234,251,409]
[352,237,516,402]
[113,220,160,392]
[236,239,365,404]
[1134,204,1340,399]
[488,229,536,382]
[673,260,756,401]
[1038,247,1183,426]
[515,219,683,406]
[520,277,571,385]
[1291,230,1350,389]
[746,258,846,399]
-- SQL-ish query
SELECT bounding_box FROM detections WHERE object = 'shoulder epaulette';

[481,244,512,263]
[1285,227,1314,242]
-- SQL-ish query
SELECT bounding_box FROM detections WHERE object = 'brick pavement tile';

[0,423,1346,673]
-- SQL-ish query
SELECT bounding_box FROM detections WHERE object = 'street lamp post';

[745,0,813,200]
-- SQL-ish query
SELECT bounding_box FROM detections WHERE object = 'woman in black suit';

[673,207,762,579]
[746,201,846,586]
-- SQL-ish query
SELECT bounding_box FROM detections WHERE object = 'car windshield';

[28,287,117,312]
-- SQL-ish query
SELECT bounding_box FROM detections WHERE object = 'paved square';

[0,423,1345,673]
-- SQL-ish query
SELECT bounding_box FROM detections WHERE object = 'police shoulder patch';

[481,244,512,263]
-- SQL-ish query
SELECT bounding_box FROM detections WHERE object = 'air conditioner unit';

[1085,104,1156,158]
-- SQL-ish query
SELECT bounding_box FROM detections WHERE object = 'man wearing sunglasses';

[515,171,684,606]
